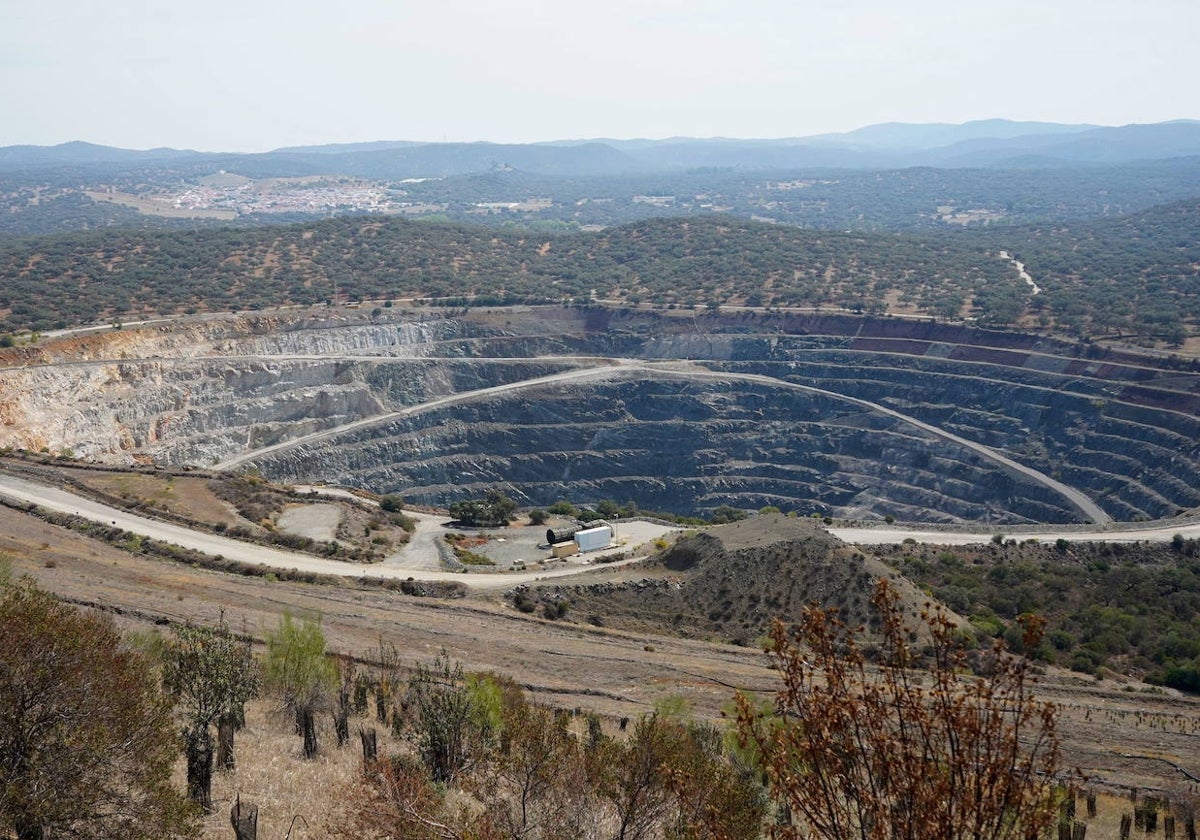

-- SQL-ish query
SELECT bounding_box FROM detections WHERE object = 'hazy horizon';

[3,1,1197,153]
[11,116,1200,156]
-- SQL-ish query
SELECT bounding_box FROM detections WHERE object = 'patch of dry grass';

[74,472,248,529]
[179,698,405,839]
[1060,789,1200,840]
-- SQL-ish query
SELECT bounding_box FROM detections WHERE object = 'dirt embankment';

[529,515,936,644]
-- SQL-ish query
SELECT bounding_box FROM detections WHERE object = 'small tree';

[163,617,259,810]
[471,686,590,839]
[588,715,674,840]
[264,613,337,759]
[708,505,748,525]
[735,579,1060,840]
[588,708,765,840]
[329,754,495,840]
[449,489,517,528]
[406,651,497,783]
[0,579,196,839]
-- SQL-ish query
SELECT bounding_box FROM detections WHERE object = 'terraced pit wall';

[2,307,1197,524]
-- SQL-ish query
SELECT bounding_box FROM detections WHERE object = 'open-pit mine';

[4,306,1198,525]
[2,304,1199,798]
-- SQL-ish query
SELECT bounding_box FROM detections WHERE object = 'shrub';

[735,580,1060,840]
[0,579,196,839]
[1162,662,1200,693]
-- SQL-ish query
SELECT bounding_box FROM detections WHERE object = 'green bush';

[547,500,577,516]
[1162,662,1200,693]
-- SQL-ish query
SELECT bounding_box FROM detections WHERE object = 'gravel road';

[829,521,1200,545]
[1,469,1190,605]
[0,474,650,591]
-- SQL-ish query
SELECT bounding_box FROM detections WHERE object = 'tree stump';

[375,686,388,724]
[185,726,214,812]
[217,713,237,770]
[359,726,378,764]
[230,795,258,840]
[334,706,350,748]
[301,708,318,760]
[334,682,351,748]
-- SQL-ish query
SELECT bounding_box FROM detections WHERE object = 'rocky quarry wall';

[1,308,1197,523]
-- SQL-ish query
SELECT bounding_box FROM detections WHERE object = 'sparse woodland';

[0,203,1196,346]
[15,560,1174,840]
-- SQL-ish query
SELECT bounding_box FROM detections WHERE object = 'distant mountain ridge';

[805,119,1102,150]
[3,119,1200,178]
[0,140,206,167]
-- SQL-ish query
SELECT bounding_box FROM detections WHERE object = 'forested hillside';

[996,199,1200,345]
[5,148,1200,236]
[0,202,1196,346]
[0,215,1015,331]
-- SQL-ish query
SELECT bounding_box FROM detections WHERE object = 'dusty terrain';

[1,308,1198,819]
[3,493,1197,800]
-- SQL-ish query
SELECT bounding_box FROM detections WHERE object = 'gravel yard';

[465,518,677,569]
[270,503,343,541]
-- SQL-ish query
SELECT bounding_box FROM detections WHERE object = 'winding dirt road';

[0,465,1189,606]
[0,474,651,591]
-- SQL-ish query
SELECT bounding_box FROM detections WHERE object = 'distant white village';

[164,174,413,216]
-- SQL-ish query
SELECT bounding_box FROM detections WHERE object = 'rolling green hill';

[0,215,1013,331]
[0,203,1196,348]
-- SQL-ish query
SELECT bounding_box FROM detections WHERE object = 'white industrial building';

[574,523,614,553]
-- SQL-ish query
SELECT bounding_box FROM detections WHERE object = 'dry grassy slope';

[0,457,415,562]
[3,498,1198,796]
[550,515,941,644]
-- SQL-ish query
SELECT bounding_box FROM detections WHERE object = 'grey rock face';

[4,308,1198,523]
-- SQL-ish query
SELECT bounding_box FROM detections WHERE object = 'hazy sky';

[2,0,1196,151]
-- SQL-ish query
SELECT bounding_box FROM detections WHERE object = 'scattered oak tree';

[163,617,259,811]
[449,489,517,528]
[264,613,337,759]
[379,494,405,513]
[735,579,1060,840]
[0,579,195,840]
